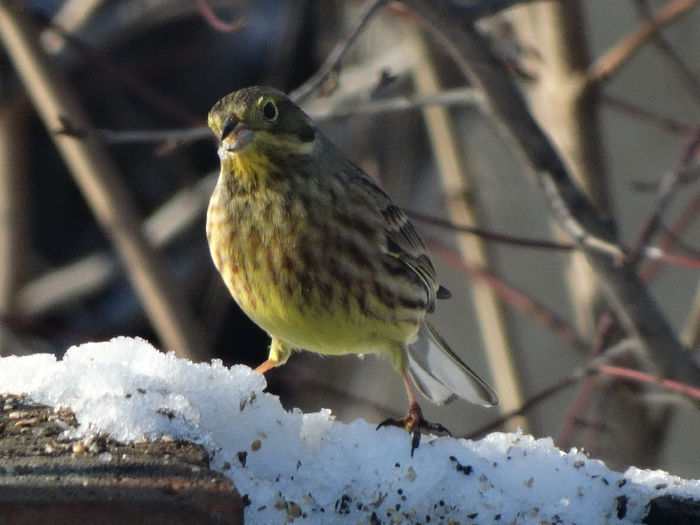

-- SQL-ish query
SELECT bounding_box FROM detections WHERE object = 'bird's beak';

[220,120,255,155]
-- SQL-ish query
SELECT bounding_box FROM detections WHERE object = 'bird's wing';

[332,147,450,311]
[381,204,451,312]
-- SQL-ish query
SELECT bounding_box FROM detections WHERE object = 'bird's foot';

[376,401,451,456]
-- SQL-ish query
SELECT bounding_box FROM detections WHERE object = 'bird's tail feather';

[407,322,498,407]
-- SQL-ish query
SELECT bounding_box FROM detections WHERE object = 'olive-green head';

[208,86,316,159]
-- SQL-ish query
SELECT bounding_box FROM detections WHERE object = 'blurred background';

[1,0,699,477]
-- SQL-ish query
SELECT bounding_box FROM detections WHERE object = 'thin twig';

[409,210,575,251]
[98,126,211,145]
[635,0,700,108]
[465,370,588,439]
[587,0,698,85]
[428,238,590,355]
[627,127,700,264]
[195,0,245,33]
[599,364,700,401]
[290,0,389,103]
[466,341,632,440]
[645,249,700,270]
[312,86,483,119]
[602,94,695,136]
[642,187,700,282]
[97,87,482,144]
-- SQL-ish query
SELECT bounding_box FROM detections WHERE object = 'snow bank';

[0,337,697,524]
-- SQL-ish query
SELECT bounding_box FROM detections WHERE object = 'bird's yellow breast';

[206,171,421,356]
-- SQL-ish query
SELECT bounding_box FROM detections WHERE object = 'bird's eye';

[262,100,278,121]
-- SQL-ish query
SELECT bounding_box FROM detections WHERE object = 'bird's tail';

[407,322,499,407]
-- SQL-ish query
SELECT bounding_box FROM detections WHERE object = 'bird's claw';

[376,402,451,456]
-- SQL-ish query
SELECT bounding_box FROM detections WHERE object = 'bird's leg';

[254,359,278,374]
[254,338,290,374]
[377,372,451,456]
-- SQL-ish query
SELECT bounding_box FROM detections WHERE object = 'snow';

[1,337,698,524]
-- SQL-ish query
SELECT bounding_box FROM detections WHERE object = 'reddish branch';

[428,238,590,354]
[599,365,700,401]
[196,0,245,33]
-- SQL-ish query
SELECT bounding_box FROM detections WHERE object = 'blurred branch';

[599,364,700,401]
[313,86,482,119]
[98,126,211,145]
[429,238,590,355]
[18,174,216,317]
[97,87,482,144]
[683,285,700,350]
[465,371,584,439]
[602,94,695,136]
[409,210,575,251]
[42,17,202,126]
[446,0,546,19]
[40,0,106,54]
[627,127,700,264]
[557,312,619,449]
[465,341,632,439]
[290,0,389,103]
[291,0,542,105]
[410,30,526,431]
[635,0,700,108]
[511,1,611,337]
[587,0,699,85]
[400,0,700,385]
[195,0,245,33]
[417,209,700,271]
[638,187,700,348]
[0,100,31,356]
[0,1,210,361]
[642,186,700,282]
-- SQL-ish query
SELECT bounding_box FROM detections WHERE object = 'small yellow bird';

[206,86,497,453]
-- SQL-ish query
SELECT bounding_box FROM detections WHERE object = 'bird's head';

[208,86,316,170]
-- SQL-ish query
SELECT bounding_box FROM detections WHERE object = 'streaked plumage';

[207,86,497,453]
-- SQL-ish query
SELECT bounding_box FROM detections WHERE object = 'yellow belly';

[219,256,420,356]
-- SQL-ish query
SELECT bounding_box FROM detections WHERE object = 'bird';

[206,85,498,454]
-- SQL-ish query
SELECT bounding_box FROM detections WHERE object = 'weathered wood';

[0,394,243,525]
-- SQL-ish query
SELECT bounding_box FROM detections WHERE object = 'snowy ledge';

[0,337,698,524]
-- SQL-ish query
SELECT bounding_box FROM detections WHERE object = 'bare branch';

[409,210,575,251]
[429,238,590,355]
[465,341,633,440]
[587,0,699,85]
[602,94,695,136]
[97,87,482,145]
[627,127,700,263]
[635,0,700,108]
[290,0,390,103]
[599,364,700,401]
[399,0,700,385]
